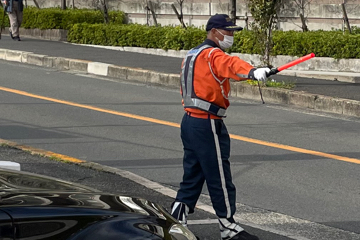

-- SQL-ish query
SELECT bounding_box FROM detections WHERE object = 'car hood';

[0,168,97,192]
[0,169,170,220]
[0,192,169,220]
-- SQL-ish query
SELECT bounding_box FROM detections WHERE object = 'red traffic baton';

[258,53,316,104]
[267,53,316,76]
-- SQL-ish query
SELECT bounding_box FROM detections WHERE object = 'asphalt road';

[0,59,359,239]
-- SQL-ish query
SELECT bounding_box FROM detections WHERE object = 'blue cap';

[205,14,243,31]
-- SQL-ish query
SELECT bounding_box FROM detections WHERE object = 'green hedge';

[0,9,10,27]
[21,7,126,30]
[67,23,207,50]
[232,30,360,59]
[272,30,360,59]
[1,7,126,29]
[68,23,360,59]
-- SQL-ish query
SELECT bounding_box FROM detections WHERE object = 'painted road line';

[0,138,85,163]
[1,85,360,165]
[229,134,360,165]
[0,86,179,128]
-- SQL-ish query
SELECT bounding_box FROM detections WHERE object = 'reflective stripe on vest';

[181,45,227,117]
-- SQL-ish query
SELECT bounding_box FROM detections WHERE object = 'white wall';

[27,0,360,31]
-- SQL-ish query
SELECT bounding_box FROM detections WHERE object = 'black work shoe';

[9,31,13,39]
[223,230,259,240]
[13,36,21,41]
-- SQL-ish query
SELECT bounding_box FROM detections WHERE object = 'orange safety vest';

[181,42,254,117]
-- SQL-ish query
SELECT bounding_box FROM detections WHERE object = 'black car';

[0,168,197,240]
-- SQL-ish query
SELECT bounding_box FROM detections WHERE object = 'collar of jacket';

[197,39,223,51]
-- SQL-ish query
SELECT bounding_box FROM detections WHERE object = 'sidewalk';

[0,35,359,118]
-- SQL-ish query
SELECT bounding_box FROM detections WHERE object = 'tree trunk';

[148,1,158,26]
[341,3,351,33]
[102,0,109,24]
[300,13,309,32]
[171,4,186,28]
[61,0,66,10]
[93,0,109,24]
[230,0,236,24]
[33,0,40,8]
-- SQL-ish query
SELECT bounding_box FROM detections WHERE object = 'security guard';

[171,14,270,240]
[2,0,24,41]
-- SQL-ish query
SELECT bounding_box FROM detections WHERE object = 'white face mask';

[216,29,234,49]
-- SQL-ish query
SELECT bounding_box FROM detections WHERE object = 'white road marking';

[187,219,219,225]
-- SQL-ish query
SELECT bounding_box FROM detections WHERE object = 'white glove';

[254,67,271,81]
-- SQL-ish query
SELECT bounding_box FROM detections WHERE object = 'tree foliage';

[247,0,285,66]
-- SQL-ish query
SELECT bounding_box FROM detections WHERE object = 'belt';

[186,111,222,119]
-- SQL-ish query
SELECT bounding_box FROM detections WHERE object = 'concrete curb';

[19,28,68,41]
[0,48,359,118]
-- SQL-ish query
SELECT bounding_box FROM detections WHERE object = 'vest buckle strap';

[192,98,227,117]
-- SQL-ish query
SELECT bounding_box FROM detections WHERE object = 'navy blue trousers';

[175,113,236,218]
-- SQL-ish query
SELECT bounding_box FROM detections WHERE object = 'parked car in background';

[0,168,197,240]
